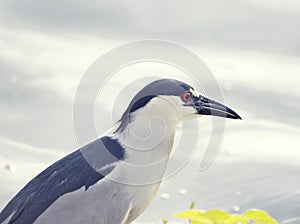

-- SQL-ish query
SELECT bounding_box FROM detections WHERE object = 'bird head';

[116,79,241,133]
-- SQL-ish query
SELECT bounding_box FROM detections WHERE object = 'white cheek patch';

[189,88,200,97]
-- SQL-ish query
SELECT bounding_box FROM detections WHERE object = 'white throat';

[115,96,188,162]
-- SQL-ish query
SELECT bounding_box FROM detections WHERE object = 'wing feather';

[0,136,125,224]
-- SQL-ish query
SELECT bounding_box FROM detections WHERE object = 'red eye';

[181,92,192,102]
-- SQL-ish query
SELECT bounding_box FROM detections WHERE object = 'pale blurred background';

[0,1,299,223]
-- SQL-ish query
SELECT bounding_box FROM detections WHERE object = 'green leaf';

[203,210,231,223]
[241,209,278,224]
[174,210,214,224]
[190,215,215,224]
[191,219,213,224]
[173,208,278,224]
[224,214,246,224]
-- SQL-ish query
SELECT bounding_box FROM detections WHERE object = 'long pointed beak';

[194,96,242,120]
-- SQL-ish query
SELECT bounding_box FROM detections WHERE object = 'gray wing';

[0,136,125,224]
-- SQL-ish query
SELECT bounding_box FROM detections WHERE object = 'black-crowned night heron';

[0,79,241,224]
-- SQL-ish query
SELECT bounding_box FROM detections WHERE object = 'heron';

[0,78,241,224]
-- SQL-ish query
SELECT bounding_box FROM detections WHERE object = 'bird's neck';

[115,110,178,164]
[108,103,182,185]
[111,115,177,185]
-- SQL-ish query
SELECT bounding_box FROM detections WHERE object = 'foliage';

[174,208,278,224]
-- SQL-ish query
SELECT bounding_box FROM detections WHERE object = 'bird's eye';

[181,92,192,102]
